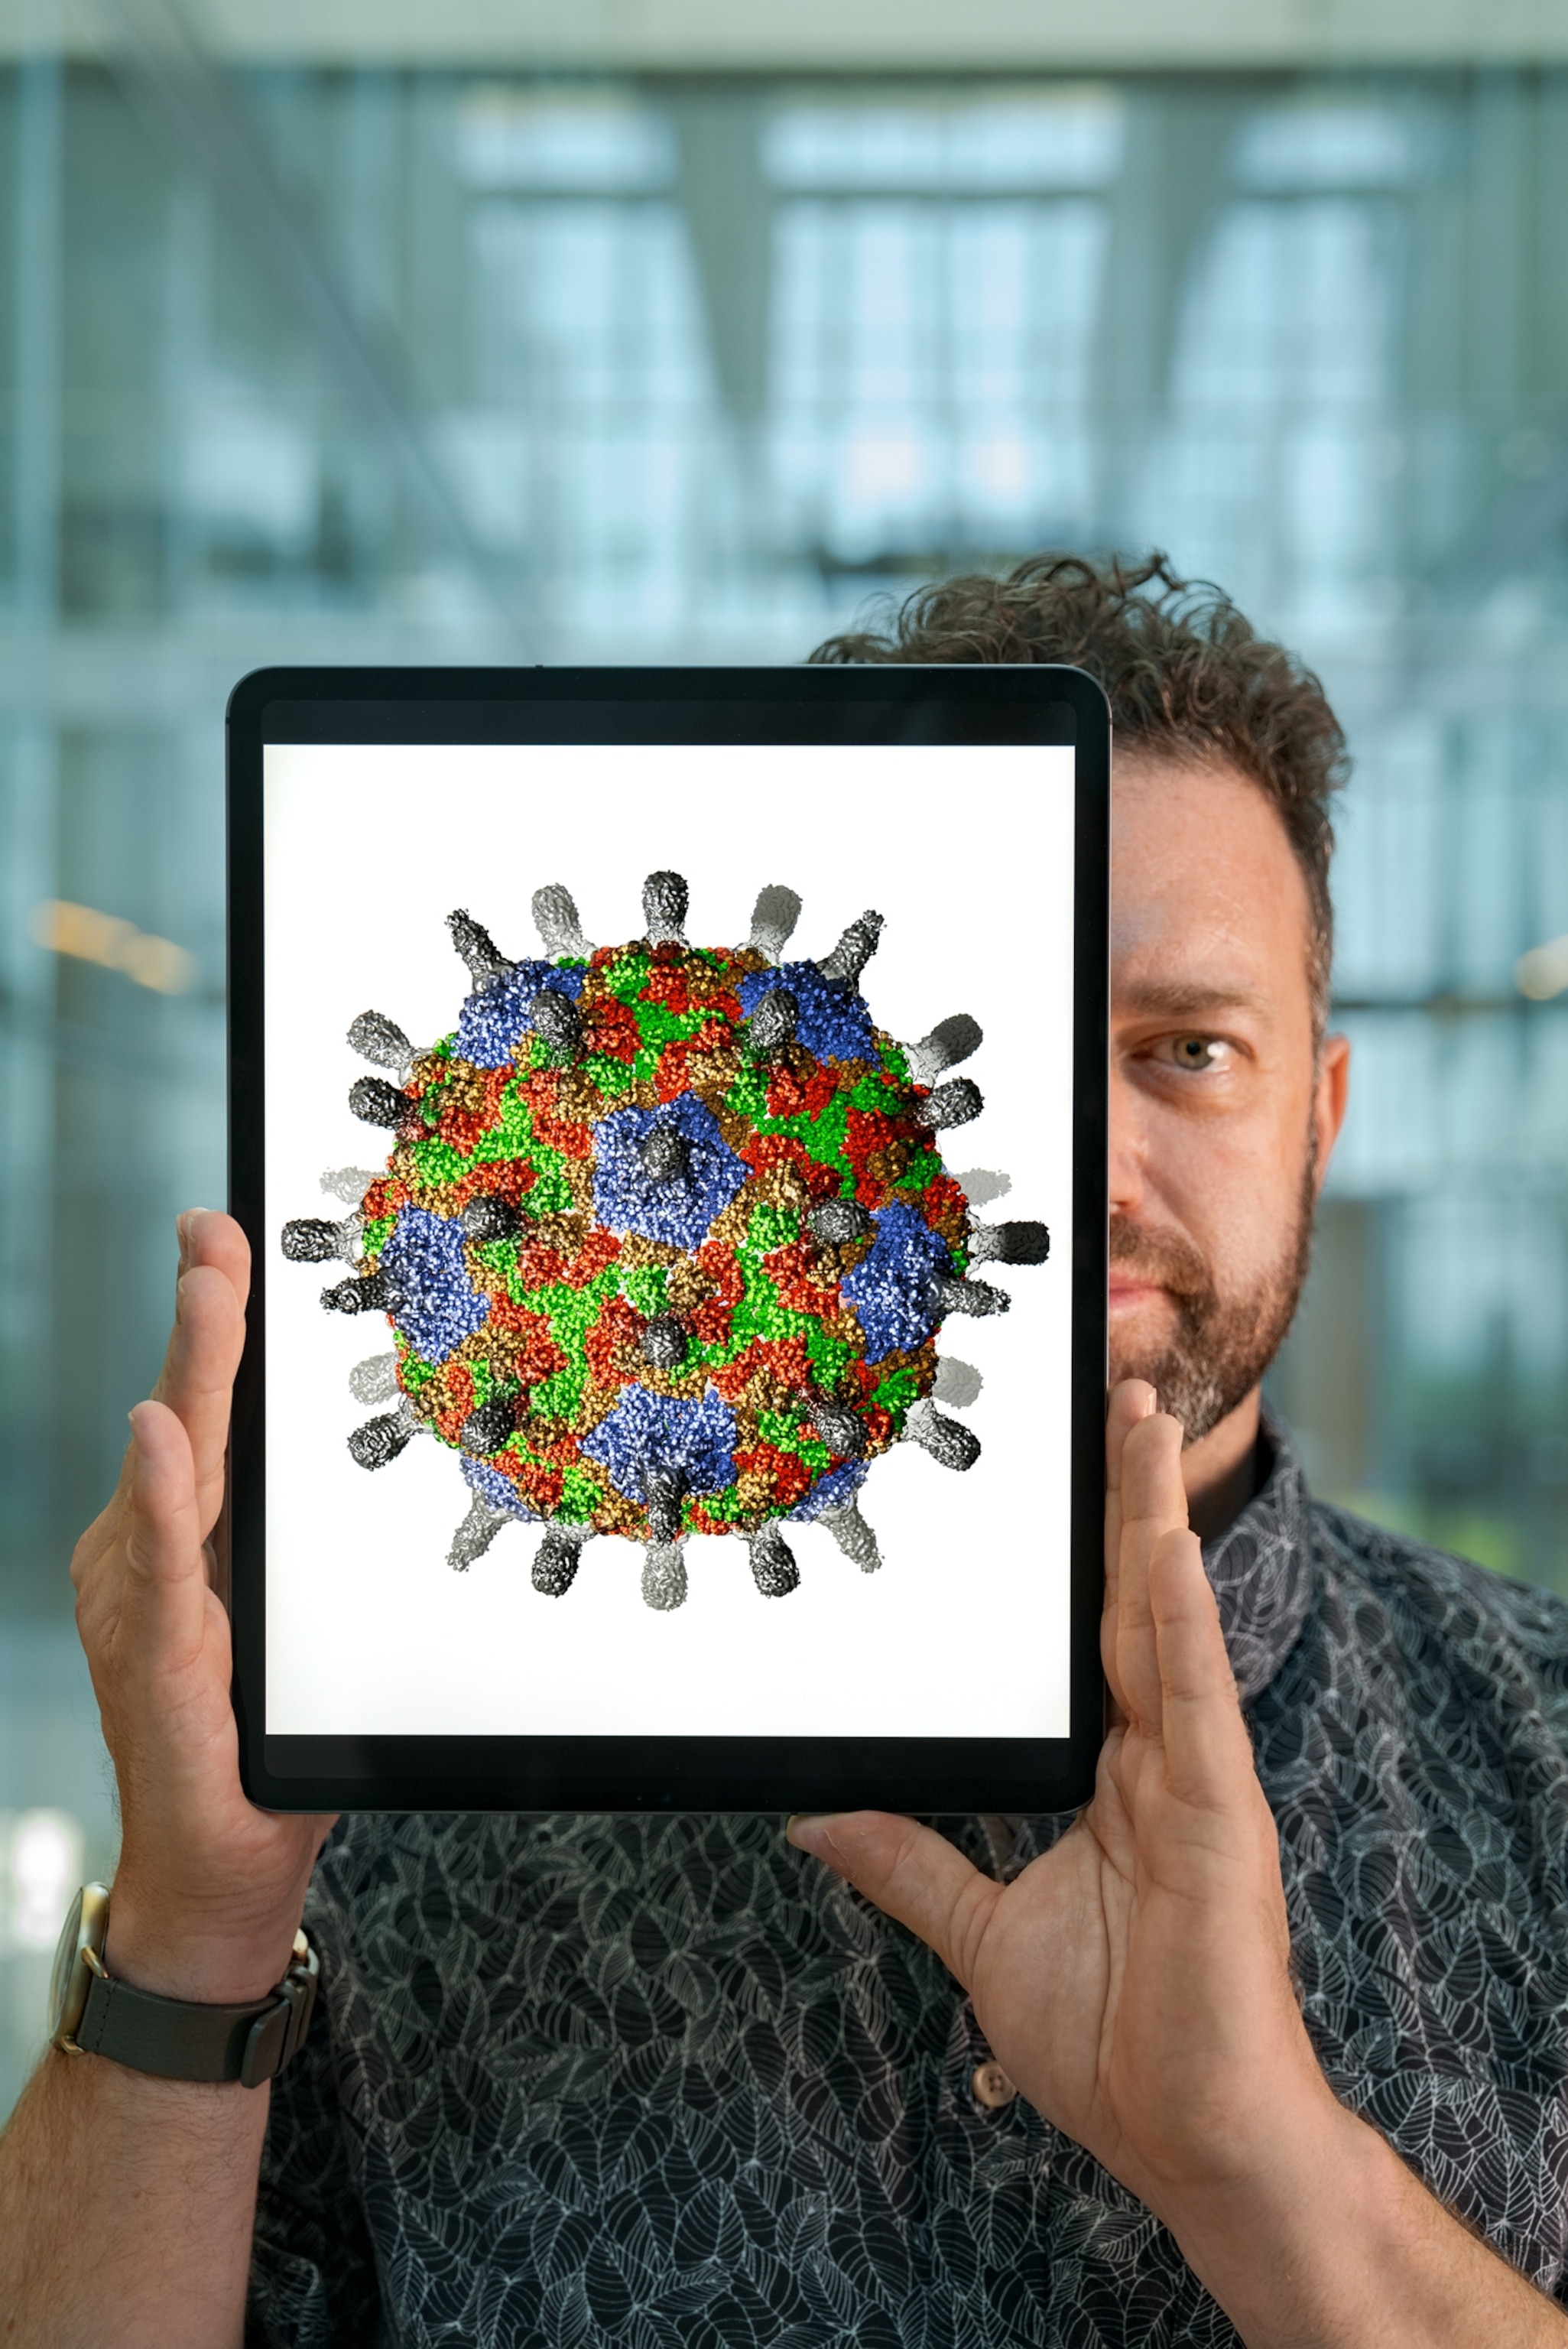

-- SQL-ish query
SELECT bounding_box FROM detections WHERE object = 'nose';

[1108,1056,1145,1222]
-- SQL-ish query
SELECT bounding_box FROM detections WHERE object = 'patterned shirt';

[247,1425,1568,2346]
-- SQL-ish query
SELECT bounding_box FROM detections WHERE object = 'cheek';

[1140,1095,1310,1275]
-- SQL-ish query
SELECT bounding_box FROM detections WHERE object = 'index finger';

[1112,1409,1190,1732]
[151,1212,250,1525]
[174,1209,249,1313]
[1147,1525,1251,1809]
[1104,1380,1157,1711]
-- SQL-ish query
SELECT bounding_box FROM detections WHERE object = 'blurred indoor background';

[5,0,1568,2109]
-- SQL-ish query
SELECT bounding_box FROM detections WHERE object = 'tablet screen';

[231,671,1107,1809]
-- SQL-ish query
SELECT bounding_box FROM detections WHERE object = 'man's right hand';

[71,1208,336,2003]
[0,1210,330,2349]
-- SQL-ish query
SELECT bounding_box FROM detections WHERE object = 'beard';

[1109,1148,1317,1446]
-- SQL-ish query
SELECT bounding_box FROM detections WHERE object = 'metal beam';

[1091,83,1251,547]
[82,0,519,623]
[1410,76,1568,616]
[670,93,771,424]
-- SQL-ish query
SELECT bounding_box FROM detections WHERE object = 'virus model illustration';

[281,874,1048,1610]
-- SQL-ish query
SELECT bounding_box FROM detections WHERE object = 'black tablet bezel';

[227,664,1109,1815]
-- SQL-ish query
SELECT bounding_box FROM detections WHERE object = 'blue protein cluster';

[462,1453,537,1519]
[582,1383,739,1503]
[592,1094,749,1252]
[736,962,875,1063]
[842,1200,953,1359]
[456,961,586,1070]
[788,1459,871,1522]
[378,1207,492,1364]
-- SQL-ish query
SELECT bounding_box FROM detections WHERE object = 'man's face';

[1109,757,1349,1444]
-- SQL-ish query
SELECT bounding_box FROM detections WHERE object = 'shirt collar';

[1201,1411,1315,1706]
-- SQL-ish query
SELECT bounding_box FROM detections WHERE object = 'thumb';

[787,1811,1000,1987]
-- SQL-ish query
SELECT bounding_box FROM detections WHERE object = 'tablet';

[227,665,1109,1815]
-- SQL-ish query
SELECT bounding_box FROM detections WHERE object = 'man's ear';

[1311,1032,1352,1197]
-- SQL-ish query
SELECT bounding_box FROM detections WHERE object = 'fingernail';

[177,1210,197,1270]
[786,1813,829,1854]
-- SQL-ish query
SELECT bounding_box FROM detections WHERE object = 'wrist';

[1155,2091,1404,2344]
[103,1882,306,2006]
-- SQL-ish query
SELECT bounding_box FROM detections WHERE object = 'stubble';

[1108,1145,1317,1444]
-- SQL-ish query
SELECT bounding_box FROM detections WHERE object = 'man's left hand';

[789,1380,1330,2224]
[787,1380,1568,2346]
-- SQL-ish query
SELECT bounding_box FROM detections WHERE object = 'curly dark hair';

[810,551,1348,1033]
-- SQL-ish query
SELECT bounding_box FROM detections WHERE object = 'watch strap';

[73,1937,319,2088]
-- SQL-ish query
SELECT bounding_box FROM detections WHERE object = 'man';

[5,554,1568,2346]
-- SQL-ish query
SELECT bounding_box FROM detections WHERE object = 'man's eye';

[1167,1035,1229,1071]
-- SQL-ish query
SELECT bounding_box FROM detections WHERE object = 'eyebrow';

[1114,980,1275,1021]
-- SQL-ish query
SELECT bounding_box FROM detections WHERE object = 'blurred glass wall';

[5,8,1568,2104]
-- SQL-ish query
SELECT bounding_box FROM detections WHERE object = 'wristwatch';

[47,1883,319,2089]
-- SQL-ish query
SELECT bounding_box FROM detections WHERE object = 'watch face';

[47,1886,86,2040]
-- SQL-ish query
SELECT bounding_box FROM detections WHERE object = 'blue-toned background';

[5,0,1568,2110]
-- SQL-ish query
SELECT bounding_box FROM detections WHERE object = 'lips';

[1108,1217,1215,1309]
[1108,1276,1170,1309]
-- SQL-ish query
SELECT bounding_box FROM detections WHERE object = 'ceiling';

[12,0,1568,71]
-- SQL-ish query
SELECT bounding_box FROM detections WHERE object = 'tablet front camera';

[280,873,1050,1612]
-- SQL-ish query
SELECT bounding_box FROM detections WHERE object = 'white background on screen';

[263,742,1076,1738]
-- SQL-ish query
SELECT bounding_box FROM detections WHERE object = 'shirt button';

[971,2061,1017,2110]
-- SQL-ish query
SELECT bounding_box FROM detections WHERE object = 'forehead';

[1110,755,1313,1013]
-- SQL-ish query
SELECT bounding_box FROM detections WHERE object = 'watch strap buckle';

[239,1932,320,2089]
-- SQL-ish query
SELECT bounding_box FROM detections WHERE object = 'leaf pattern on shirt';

[248,1425,1568,2347]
